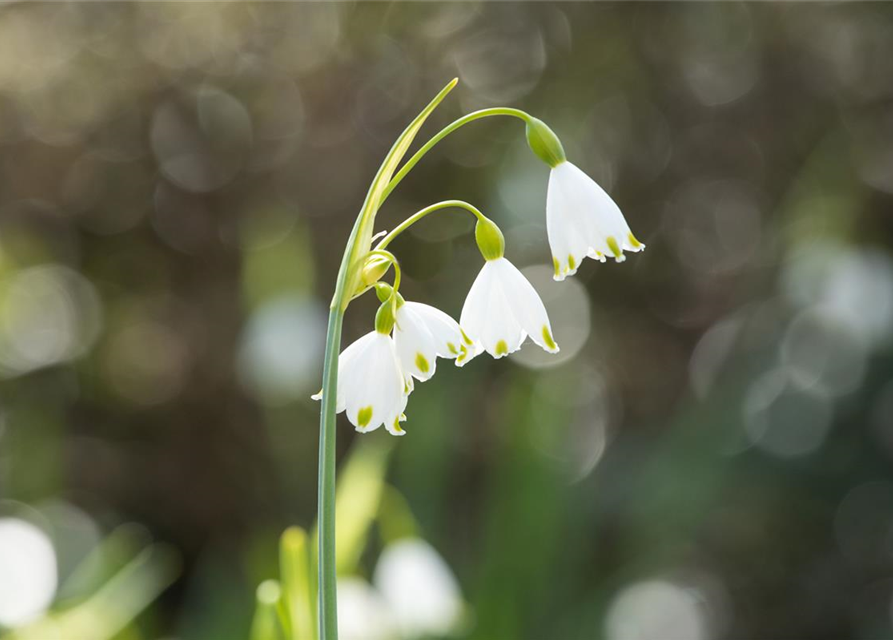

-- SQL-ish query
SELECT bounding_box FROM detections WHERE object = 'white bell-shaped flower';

[547,161,644,281]
[460,257,559,361]
[373,538,464,639]
[394,300,472,383]
[313,331,408,435]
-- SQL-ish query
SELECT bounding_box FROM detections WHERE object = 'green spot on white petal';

[447,342,458,355]
[461,328,474,346]
[392,417,405,435]
[542,326,557,351]
[357,406,373,428]
[567,254,576,270]
[553,257,561,277]
[415,352,430,373]
[606,236,622,259]
[495,340,508,356]
[628,232,643,248]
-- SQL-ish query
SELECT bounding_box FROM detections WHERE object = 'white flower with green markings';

[547,161,644,280]
[460,256,558,361]
[458,217,558,361]
[394,298,473,383]
[314,328,408,436]
[525,117,645,281]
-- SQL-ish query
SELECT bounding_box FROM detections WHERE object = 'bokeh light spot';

[237,296,327,406]
[605,579,708,640]
[512,265,591,369]
[0,518,58,628]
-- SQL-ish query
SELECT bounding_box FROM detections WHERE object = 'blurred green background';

[2,2,893,639]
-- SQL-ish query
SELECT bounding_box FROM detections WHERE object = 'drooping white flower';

[373,538,464,639]
[547,161,644,281]
[393,300,473,383]
[337,577,396,640]
[313,331,408,435]
[460,256,559,361]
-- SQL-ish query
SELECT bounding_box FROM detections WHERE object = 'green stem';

[317,305,342,640]
[380,108,530,206]
[375,200,487,251]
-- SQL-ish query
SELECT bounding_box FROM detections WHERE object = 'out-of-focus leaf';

[279,527,315,640]
[377,485,418,545]
[10,543,179,640]
[250,580,285,640]
[326,438,393,576]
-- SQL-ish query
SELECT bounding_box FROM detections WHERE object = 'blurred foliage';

[2,2,893,639]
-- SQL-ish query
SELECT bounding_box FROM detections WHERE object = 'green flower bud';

[375,283,404,308]
[475,217,505,261]
[375,297,397,334]
[525,117,566,168]
[360,254,392,289]
[374,282,393,302]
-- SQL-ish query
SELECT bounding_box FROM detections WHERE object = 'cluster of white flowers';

[316,117,643,436]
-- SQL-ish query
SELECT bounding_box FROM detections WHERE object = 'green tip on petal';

[357,406,373,428]
[392,418,405,435]
[415,353,430,373]
[461,328,474,346]
[542,326,557,351]
[447,342,458,355]
[495,340,509,356]
[628,232,643,249]
[567,254,576,271]
[553,257,561,278]
[606,236,622,259]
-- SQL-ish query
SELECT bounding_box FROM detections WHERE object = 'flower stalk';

[316,79,460,640]
[316,77,644,640]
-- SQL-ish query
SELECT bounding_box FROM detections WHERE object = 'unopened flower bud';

[361,255,392,289]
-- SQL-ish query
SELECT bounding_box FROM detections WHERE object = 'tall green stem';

[316,79,460,640]
[317,305,342,640]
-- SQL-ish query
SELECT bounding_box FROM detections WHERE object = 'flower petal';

[394,303,439,383]
[547,166,595,281]
[403,301,468,361]
[458,261,494,365]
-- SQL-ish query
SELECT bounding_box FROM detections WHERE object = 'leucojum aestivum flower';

[313,79,644,639]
